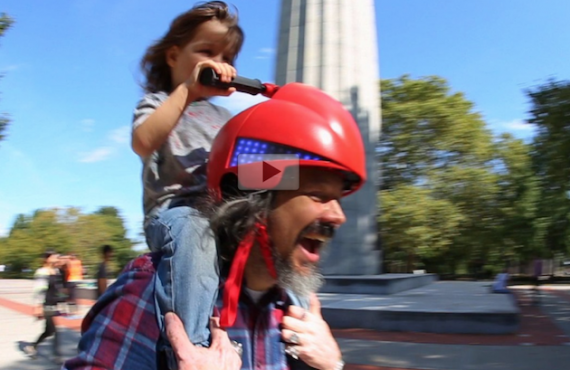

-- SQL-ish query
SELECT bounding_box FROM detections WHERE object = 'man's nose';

[321,200,346,226]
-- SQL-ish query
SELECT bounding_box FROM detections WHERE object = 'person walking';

[66,253,84,316]
[23,250,65,364]
[96,245,113,299]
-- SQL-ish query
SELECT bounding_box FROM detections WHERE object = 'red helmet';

[207,82,367,197]
[210,82,367,328]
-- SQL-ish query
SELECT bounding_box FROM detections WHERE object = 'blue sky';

[1,0,569,245]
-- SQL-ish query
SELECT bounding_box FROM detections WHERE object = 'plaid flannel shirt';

[63,253,313,370]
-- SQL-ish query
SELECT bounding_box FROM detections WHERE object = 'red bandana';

[220,222,278,328]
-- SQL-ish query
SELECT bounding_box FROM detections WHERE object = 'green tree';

[492,134,544,265]
[527,80,570,257]
[378,75,537,275]
[8,214,31,236]
[429,166,499,274]
[379,185,464,273]
[379,75,494,192]
[65,206,137,277]
[93,206,138,275]
[379,76,497,273]
[0,209,71,278]
[0,13,14,143]
[0,206,138,278]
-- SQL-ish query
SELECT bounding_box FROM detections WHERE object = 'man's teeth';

[304,235,328,243]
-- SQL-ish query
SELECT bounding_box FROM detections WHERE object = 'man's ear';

[166,45,180,68]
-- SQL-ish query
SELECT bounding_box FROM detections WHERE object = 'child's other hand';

[186,60,237,100]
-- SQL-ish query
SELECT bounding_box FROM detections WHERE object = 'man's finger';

[281,328,302,345]
[209,317,231,346]
[165,312,195,359]
[282,315,305,333]
[309,293,322,317]
[287,305,307,321]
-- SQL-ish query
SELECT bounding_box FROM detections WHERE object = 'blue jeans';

[145,205,219,368]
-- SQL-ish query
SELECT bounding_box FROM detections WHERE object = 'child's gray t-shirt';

[132,92,233,222]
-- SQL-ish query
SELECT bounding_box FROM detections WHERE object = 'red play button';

[237,154,299,190]
[262,161,281,182]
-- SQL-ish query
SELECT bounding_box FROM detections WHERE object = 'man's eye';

[200,49,213,56]
[308,193,329,202]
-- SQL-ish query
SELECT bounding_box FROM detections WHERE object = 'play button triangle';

[262,161,281,182]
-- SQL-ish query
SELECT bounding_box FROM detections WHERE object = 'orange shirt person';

[67,255,83,282]
[66,254,83,313]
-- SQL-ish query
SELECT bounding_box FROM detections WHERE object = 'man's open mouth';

[298,233,329,262]
[301,233,328,252]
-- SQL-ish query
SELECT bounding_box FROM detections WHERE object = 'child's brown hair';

[140,1,244,93]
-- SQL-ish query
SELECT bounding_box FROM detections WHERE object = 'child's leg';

[145,206,219,367]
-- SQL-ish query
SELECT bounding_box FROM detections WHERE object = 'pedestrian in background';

[23,250,65,364]
[96,245,113,299]
[66,253,83,316]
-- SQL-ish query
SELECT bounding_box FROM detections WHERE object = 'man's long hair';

[197,174,273,275]
[198,174,326,296]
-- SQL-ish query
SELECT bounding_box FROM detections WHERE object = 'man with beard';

[63,81,366,370]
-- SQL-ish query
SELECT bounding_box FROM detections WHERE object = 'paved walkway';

[1,280,570,370]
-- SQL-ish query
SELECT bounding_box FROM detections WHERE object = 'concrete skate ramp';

[319,281,520,334]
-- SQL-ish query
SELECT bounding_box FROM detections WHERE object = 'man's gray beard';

[273,250,325,298]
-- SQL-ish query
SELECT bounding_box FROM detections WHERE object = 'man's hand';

[281,293,343,370]
[165,312,242,370]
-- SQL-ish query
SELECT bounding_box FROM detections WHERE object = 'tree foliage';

[380,75,494,191]
[527,80,570,258]
[0,206,139,278]
[379,185,464,272]
[0,12,14,143]
[378,75,541,275]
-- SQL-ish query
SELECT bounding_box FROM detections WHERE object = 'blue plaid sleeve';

[63,254,161,370]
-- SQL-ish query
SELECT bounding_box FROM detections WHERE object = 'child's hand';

[185,60,237,101]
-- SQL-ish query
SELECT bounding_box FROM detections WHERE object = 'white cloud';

[1,64,21,72]
[502,119,533,132]
[254,47,275,60]
[109,125,130,144]
[78,125,130,163]
[489,118,536,141]
[211,93,269,116]
[81,118,96,132]
[79,147,113,163]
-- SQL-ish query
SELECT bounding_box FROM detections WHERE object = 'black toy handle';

[199,67,266,96]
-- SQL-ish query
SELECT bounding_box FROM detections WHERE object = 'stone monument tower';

[275,0,382,274]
